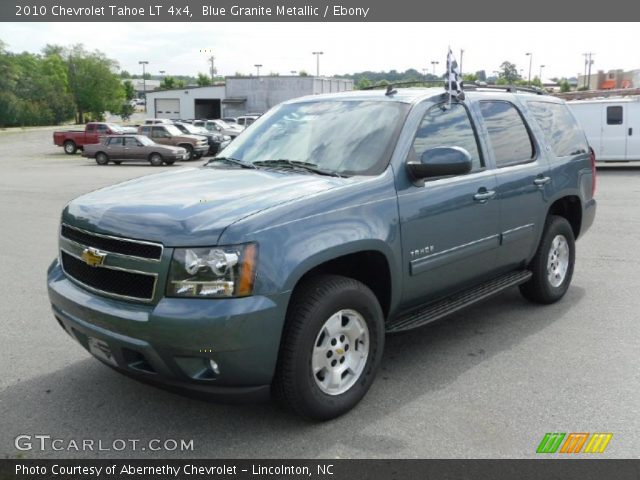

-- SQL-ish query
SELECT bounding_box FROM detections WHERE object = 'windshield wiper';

[253,159,344,177]
[206,157,257,169]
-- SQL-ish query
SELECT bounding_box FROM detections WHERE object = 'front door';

[398,102,500,307]
[123,136,143,160]
[601,104,627,160]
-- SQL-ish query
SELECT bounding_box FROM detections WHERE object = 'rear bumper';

[47,260,289,401]
[580,198,597,238]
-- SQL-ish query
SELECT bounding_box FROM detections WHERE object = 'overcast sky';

[1,22,637,80]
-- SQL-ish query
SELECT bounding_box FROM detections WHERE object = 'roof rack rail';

[361,80,443,91]
[463,84,546,95]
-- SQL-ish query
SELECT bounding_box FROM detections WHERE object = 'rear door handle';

[473,190,496,203]
[534,176,551,187]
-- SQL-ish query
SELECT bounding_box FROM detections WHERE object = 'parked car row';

[53,119,234,166]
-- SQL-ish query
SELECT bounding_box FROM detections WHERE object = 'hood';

[63,167,347,246]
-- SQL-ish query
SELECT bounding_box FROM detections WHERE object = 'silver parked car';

[82,135,188,166]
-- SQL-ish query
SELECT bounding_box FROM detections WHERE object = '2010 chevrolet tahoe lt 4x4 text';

[48,87,596,420]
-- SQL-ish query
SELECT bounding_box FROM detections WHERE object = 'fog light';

[209,359,220,375]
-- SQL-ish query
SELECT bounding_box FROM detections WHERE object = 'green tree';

[463,73,478,82]
[122,80,136,101]
[356,77,371,89]
[560,79,571,93]
[498,61,520,83]
[160,76,177,89]
[298,70,309,77]
[196,72,211,86]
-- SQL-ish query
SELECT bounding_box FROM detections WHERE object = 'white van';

[567,97,640,162]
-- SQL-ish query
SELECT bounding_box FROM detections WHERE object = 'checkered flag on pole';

[446,47,464,104]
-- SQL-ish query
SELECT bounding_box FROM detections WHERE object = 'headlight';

[167,243,257,298]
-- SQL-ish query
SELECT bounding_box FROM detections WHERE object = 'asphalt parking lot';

[0,127,638,459]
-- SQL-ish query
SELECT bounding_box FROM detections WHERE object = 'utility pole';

[312,51,324,77]
[422,68,428,82]
[254,64,262,77]
[208,56,216,84]
[539,64,545,83]
[459,49,464,77]
[583,52,595,89]
[431,60,439,75]
[525,52,532,86]
[138,60,149,113]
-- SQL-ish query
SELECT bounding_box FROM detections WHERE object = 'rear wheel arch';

[546,195,582,239]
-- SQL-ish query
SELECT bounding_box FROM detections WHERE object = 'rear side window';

[411,103,483,171]
[607,106,623,125]
[528,101,589,157]
[124,137,138,146]
[107,137,123,146]
[479,101,534,168]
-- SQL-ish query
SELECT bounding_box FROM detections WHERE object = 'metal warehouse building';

[145,76,353,120]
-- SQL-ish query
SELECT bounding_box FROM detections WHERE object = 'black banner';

[3,0,640,22]
[1,459,639,480]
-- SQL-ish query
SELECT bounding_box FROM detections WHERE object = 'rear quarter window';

[527,101,589,157]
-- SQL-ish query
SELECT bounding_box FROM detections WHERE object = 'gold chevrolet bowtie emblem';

[335,348,345,355]
[81,247,107,267]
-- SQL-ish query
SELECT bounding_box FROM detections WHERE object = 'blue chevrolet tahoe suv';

[47,87,597,420]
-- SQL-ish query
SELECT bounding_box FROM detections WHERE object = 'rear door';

[601,104,627,160]
[105,136,124,158]
[626,103,640,160]
[398,101,500,306]
[123,136,143,160]
[476,99,551,270]
[150,126,171,146]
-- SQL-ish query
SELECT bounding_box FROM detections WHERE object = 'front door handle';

[473,189,496,203]
[534,176,551,187]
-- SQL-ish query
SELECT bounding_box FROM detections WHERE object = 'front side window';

[607,106,623,125]
[219,100,409,176]
[479,101,534,168]
[410,103,483,172]
[96,124,109,134]
[528,101,588,157]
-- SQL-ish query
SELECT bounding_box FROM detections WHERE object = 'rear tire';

[149,153,163,166]
[63,140,77,155]
[95,152,108,165]
[273,275,384,420]
[114,160,122,165]
[520,215,575,304]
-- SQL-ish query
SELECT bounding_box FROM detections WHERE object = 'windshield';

[138,136,154,146]
[183,124,207,135]
[211,120,230,129]
[219,100,409,176]
[107,124,124,132]
[165,125,183,136]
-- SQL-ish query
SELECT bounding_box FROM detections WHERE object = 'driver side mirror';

[407,146,472,184]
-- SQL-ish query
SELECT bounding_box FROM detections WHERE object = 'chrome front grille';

[59,224,165,302]
[61,224,163,260]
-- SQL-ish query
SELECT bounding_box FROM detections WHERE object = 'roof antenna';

[385,84,397,96]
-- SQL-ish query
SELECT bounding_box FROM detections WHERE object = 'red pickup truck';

[53,122,136,154]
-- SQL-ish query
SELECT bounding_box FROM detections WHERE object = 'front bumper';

[47,259,289,401]
[194,145,209,156]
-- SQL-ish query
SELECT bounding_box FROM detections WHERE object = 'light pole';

[583,52,594,89]
[312,52,324,77]
[159,70,165,76]
[525,52,532,86]
[539,65,545,84]
[459,49,464,76]
[290,70,297,75]
[431,61,439,75]
[422,68,428,82]
[138,60,148,113]
[209,56,216,84]
[254,64,262,77]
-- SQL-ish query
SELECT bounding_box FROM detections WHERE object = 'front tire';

[182,144,194,161]
[273,275,384,420]
[520,215,575,304]
[95,152,109,165]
